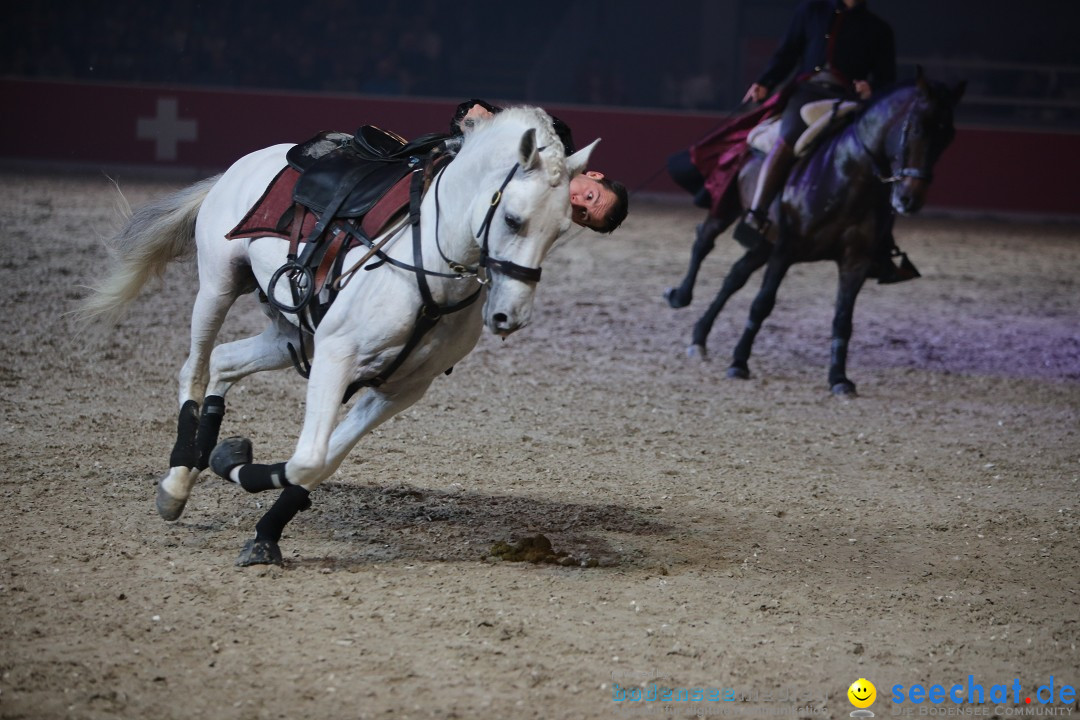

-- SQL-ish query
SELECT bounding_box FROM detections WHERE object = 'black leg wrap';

[238,462,292,493]
[193,395,226,470]
[168,400,200,468]
[254,485,311,544]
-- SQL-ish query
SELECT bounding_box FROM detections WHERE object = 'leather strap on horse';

[332,152,462,293]
[341,169,481,403]
[268,163,376,323]
[475,163,543,284]
[300,164,369,253]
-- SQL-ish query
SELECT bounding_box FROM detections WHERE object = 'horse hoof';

[155,483,188,521]
[831,381,857,396]
[664,287,690,309]
[686,344,708,361]
[236,539,283,567]
[210,436,253,480]
[726,365,750,380]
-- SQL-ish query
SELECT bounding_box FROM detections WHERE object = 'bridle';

[337,158,546,288]
[432,161,544,284]
[338,155,549,400]
[855,94,937,185]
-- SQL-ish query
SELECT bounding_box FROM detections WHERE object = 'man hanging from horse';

[451,100,628,234]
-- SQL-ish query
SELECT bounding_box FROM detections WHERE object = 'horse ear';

[567,138,600,178]
[519,128,541,171]
[915,64,931,95]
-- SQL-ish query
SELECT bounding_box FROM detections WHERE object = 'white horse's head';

[451,106,597,336]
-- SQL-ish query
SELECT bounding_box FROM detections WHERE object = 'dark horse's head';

[866,67,966,215]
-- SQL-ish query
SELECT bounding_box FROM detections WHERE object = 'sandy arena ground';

[1,169,1078,719]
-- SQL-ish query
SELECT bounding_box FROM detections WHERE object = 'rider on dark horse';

[676,0,915,283]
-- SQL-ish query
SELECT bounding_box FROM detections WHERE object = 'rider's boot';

[733,139,796,251]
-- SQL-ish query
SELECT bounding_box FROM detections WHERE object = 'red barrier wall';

[3,78,1077,218]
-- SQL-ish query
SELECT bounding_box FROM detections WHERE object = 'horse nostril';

[492,312,509,326]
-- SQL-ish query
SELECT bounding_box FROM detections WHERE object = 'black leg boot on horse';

[732,139,796,251]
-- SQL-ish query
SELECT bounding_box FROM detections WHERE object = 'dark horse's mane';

[843,76,957,156]
[854,76,954,119]
[850,79,917,121]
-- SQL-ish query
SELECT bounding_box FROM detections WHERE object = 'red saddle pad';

[226,166,411,243]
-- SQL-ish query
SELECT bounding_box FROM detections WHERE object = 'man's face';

[569,171,616,231]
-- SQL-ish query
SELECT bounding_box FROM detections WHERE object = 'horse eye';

[504,214,523,233]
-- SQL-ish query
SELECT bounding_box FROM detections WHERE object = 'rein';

[341,160,541,285]
[340,156,539,401]
[339,168,481,400]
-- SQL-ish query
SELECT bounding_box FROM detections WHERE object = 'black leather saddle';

[287,126,448,221]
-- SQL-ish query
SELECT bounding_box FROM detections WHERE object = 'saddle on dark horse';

[227,125,452,326]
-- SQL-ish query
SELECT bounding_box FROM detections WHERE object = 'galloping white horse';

[79,107,597,565]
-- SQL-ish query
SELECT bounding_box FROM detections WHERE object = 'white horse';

[79,106,597,565]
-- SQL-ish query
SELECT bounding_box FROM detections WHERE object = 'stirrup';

[877,248,921,285]
[733,210,770,250]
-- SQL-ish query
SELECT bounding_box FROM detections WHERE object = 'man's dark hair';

[595,176,629,234]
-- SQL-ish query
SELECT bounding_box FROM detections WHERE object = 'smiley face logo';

[848,678,877,708]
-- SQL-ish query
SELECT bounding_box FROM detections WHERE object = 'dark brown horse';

[665,70,965,394]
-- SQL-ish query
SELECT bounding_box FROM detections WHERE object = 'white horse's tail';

[75,174,221,325]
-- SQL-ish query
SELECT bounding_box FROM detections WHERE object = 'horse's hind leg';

[158,309,300,520]
[156,284,241,520]
[727,256,791,379]
[162,308,301,496]
[688,244,771,359]
[665,214,726,308]
[205,311,300,398]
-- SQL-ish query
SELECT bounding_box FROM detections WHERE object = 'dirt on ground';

[1,169,1078,720]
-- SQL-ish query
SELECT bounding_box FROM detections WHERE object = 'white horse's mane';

[463,106,567,187]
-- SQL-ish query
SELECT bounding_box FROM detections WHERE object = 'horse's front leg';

[664,214,726,308]
[727,255,791,379]
[206,337,355,565]
[688,243,771,359]
[827,267,869,395]
[214,345,434,566]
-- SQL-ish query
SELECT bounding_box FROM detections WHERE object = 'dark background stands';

[2,0,1078,129]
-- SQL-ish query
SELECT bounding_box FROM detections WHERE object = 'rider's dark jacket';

[757,0,896,92]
